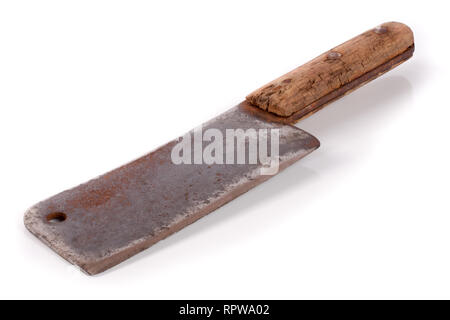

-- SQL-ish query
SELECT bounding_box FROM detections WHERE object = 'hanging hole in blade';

[46,212,67,223]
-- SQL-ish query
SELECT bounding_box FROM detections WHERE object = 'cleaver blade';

[24,103,318,275]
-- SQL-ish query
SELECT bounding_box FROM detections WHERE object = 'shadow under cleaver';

[100,75,413,275]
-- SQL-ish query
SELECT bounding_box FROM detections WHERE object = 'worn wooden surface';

[246,22,414,118]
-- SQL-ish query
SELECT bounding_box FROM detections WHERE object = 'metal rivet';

[327,51,342,60]
[374,25,388,34]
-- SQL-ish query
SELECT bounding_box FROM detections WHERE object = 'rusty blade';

[24,102,319,275]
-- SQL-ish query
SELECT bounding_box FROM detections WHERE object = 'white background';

[0,1,448,299]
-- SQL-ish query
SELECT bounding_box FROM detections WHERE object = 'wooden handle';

[246,22,414,122]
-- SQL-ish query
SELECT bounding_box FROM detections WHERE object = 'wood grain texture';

[246,22,414,118]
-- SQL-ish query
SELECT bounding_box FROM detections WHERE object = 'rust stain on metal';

[24,105,319,275]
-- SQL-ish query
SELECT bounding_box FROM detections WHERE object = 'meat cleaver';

[24,22,414,275]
